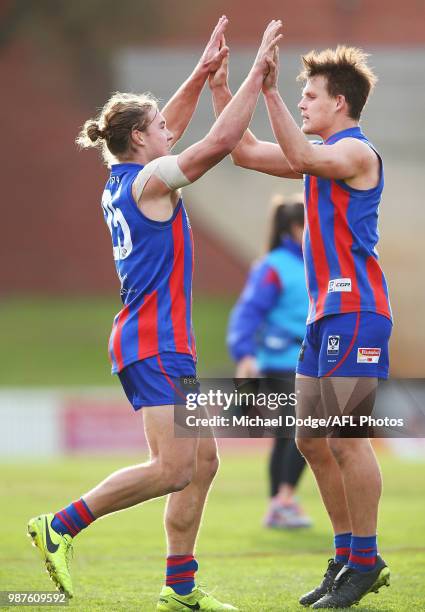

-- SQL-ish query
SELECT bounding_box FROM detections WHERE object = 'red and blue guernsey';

[102,163,196,374]
[303,127,392,325]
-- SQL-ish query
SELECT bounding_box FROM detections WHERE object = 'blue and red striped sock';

[334,532,352,564]
[166,555,198,596]
[348,535,377,572]
[51,498,95,538]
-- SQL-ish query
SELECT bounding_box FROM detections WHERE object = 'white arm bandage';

[133,155,191,202]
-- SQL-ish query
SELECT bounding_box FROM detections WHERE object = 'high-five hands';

[254,19,283,79]
[208,19,282,90]
[209,35,229,89]
[198,15,230,75]
[263,45,280,93]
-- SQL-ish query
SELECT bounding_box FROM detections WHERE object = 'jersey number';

[102,189,133,261]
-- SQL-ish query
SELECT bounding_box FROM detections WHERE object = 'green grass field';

[1,451,424,611]
[0,296,235,386]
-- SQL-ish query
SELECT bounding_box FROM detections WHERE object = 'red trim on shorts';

[323,312,360,377]
[156,355,187,403]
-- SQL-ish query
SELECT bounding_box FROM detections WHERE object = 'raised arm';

[209,48,301,179]
[176,20,283,183]
[136,21,283,217]
[161,16,230,148]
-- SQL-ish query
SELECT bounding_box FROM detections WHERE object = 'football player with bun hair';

[27,17,282,612]
[210,39,392,609]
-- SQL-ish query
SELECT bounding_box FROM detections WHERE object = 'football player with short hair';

[210,38,392,609]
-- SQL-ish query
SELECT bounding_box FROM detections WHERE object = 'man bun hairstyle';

[84,120,106,144]
[297,46,377,120]
[76,91,158,164]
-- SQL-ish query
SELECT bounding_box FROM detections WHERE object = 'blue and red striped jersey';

[303,127,392,324]
[101,162,196,374]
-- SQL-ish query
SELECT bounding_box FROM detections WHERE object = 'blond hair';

[76,91,158,164]
[297,46,377,120]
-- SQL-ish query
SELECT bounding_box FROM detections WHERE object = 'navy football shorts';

[118,352,198,410]
[296,312,392,379]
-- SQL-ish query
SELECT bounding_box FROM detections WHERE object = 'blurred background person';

[227,194,312,529]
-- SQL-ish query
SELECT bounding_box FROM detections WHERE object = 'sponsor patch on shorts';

[357,347,381,363]
[327,335,340,355]
[328,278,352,293]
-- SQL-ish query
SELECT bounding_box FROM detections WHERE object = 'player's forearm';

[264,88,314,173]
[207,69,263,153]
[162,66,209,144]
[210,83,259,163]
[210,82,231,119]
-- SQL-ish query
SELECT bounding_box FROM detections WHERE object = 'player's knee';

[327,438,359,465]
[199,451,220,483]
[160,459,195,493]
[209,453,220,480]
[296,437,327,465]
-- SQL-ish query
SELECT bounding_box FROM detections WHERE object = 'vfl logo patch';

[328,278,352,293]
[357,348,381,363]
[327,335,340,355]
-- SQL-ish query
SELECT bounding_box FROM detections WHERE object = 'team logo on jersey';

[357,348,381,363]
[327,335,340,355]
[328,278,352,293]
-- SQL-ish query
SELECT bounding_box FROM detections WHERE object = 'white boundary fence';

[1,388,424,459]
[0,388,146,457]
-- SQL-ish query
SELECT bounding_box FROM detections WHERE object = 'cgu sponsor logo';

[328,278,352,293]
[357,348,381,363]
